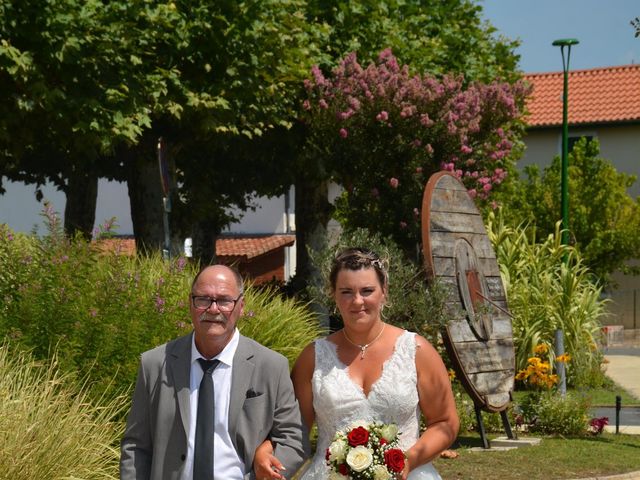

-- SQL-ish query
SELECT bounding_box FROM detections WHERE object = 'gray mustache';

[199,312,226,323]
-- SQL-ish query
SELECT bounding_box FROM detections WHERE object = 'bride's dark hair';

[329,247,389,291]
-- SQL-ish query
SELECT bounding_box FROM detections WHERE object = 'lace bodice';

[301,331,421,479]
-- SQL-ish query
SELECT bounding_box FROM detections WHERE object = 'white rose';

[373,464,392,480]
[348,419,369,430]
[329,472,349,480]
[379,423,399,442]
[346,445,374,472]
[328,439,348,463]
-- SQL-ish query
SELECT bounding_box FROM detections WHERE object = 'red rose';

[379,438,388,446]
[384,448,406,473]
[338,463,349,475]
[347,426,370,446]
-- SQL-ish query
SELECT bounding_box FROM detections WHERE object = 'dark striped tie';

[194,358,220,480]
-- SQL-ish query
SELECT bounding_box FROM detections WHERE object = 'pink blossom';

[399,221,408,229]
[319,99,328,109]
[412,139,422,147]
[389,177,399,189]
[455,169,463,178]
[376,110,389,121]
[415,166,423,174]
[302,100,311,110]
[482,183,492,192]
[468,189,477,198]
[461,145,473,154]
[339,128,348,138]
[413,208,420,218]
[425,144,434,155]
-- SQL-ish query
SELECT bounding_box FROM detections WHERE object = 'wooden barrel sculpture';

[421,172,515,413]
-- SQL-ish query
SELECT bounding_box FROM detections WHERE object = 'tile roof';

[523,64,640,127]
[95,234,295,259]
[216,234,295,260]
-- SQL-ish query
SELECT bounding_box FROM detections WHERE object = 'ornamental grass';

[0,343,126,480]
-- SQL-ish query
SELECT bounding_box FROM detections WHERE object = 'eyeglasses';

[191,295,242,312]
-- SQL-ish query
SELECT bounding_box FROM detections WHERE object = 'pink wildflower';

[389,177,399,189]
[339,128,348,138]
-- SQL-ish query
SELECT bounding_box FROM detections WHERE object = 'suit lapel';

[228,335,255,436]
[167,332,193,436]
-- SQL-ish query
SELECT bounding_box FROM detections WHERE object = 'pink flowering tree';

[302,49,530,252]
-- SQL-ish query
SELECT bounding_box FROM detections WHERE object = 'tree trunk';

[125,137,166,255]
[191,219,217,267]
[63,165,98,239]
[293,175,332,295]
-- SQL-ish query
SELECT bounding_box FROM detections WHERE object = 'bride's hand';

[253,440,285,480]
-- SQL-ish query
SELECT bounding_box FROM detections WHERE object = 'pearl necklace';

[342,323,386,359]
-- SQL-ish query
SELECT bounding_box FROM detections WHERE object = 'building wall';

[520,123,640,197]
[521,123,640,327]
[220,250,287,285]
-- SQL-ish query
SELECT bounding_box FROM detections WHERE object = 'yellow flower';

[515,370,527,381]
[538,362,550,372]
[448,369,456,381]
[527,357,541,366]
[556,353,572,363]
[534,344,549,355]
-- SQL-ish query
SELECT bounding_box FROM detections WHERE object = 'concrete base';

[491,436,542,447]
[469,436,542,452]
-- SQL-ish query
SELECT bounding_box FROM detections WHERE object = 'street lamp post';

[552,39,578,398]
[552,38,579,248]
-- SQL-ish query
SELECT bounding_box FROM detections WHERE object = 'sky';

[2,1,640,234]
[480,0,640,73]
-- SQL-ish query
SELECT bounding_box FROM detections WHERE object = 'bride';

[255,248,459,479]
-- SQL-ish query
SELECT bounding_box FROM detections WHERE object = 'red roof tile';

[216,235,295,260]
[523,64,640,127]
[95,234,295,259]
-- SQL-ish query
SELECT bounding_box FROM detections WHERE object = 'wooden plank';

[431,256,501,277]
[447,317,513,342]
[429,232,496,259]
[448,338,515,374]
[433,174,468,192]
[429,211,485,234]
[429,189,479,214]
[484,392,512,410]
[467,371,515,397]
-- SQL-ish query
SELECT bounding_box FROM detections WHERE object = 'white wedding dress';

[299,331,441,479]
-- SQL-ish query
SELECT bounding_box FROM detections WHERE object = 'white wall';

[520,124,640,198]
[0,177,133,235]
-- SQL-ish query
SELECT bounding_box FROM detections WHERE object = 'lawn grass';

[433,433,640,480]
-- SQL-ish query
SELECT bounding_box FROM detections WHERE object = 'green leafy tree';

[0,0,319,259]
[501,138,640,284]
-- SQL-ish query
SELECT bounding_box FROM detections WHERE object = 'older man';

[120,265,306,480]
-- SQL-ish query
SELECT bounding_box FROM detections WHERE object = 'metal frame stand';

[475,405,490,449]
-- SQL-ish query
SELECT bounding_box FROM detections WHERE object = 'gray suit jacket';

[120,332,307,480]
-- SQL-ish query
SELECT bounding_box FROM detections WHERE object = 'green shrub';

[0,208,324,398]
[306,227,448,346]
[0,343,126,480]
[519,391,590,436]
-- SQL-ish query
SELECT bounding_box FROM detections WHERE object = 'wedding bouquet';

[326,420,406,480]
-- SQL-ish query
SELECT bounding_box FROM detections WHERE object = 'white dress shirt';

[181,329,244,480]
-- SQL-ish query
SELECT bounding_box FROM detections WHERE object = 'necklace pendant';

[360,346,366,359]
